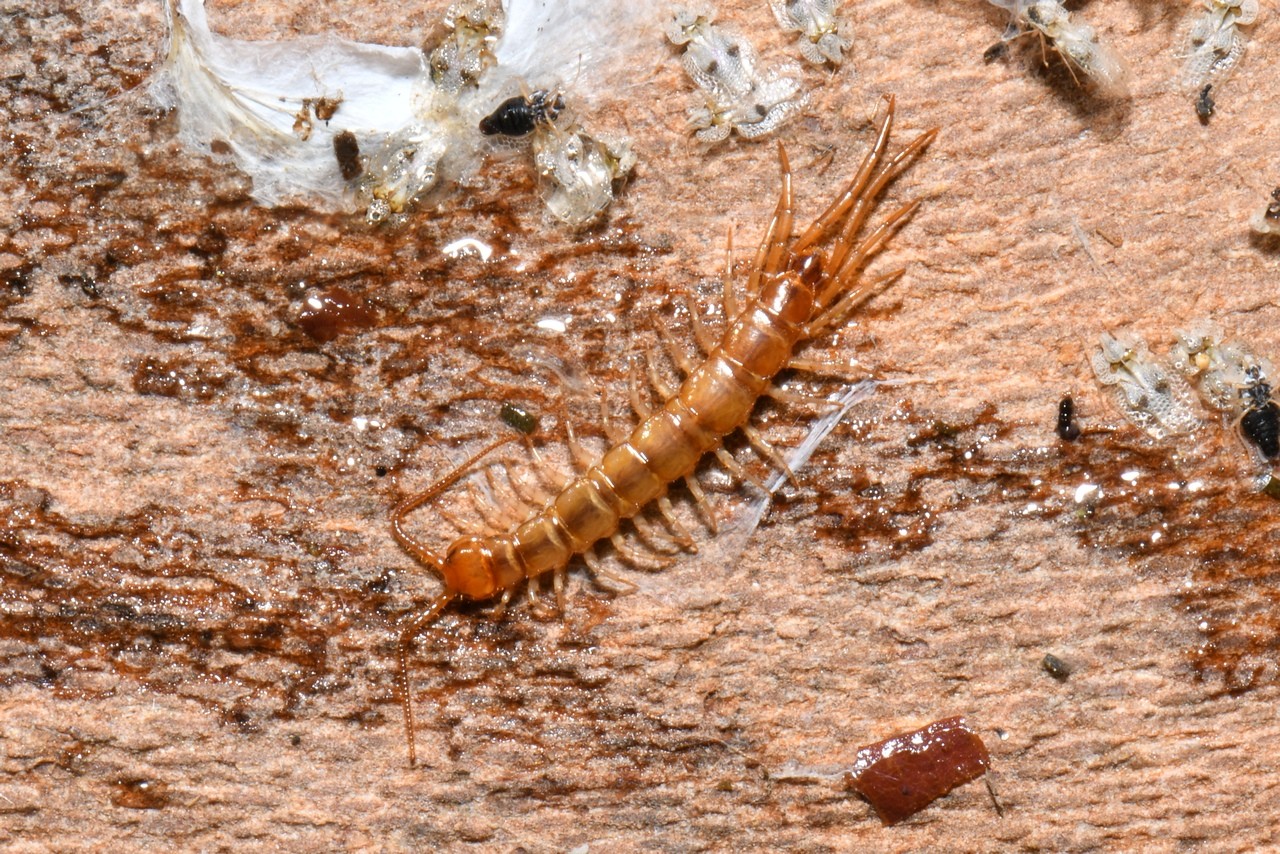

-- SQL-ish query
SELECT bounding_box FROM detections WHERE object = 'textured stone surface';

[2,0,1280,850]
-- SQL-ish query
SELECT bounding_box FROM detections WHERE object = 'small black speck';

[375,465,388,478]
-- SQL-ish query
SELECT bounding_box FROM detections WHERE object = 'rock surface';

[2,0,1279,850]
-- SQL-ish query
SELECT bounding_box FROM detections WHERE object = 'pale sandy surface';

[2,0,1279,851]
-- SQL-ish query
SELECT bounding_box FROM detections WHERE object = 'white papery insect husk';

[1091,331,1200,439]
[1178,0,1258,96]
[154,0,452,210]
[154,0,657,213]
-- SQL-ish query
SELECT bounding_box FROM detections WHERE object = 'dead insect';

[478,90,566,137]
[1196,84,1215,122]
[1253,187,1280,236]
[1056,395,1080,440]
[1239,365,1280,458]
[333,130,362,181]
[499,403,539,435]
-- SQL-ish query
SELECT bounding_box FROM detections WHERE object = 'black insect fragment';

[1240,366,1280,459]
[1195,84,1214,123]
[1267,187,1280,223]
[1056,396,1081,441]
[500,403,539,435]
[333,131,362,181]
[479,90,565,137]
[1041,653,1071,681]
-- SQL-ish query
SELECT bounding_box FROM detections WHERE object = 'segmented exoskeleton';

[392,96,936,766]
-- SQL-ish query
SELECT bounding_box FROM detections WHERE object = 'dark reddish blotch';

[843,715,991,825]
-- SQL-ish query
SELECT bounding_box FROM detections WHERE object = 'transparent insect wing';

[681,26,759,98]
[533,126,635,226]
[770,0,850,66]
[1091,332,1200,439]
[730,76,807,138]
[666,4,715,46]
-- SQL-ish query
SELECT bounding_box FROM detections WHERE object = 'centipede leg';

[647,355,677,401]
[632,513,686,554]
[492,587,513,619]
[687,295,717,355]
[656,495,698,550]
[398,590,456,768]
[659,326,696,377]
[583,549,639,594]
[763,382,839,411]
[722,225,739,320]
[565,421,596,472]
[599,385,628,444]
[743,424,798,484]
[611,532,676,569]
[683,475,718,534]
[553,566,567,611]
[629,361,653,418]
[715,447,770,492]
[746,143,795,295]
[792,94,896,255]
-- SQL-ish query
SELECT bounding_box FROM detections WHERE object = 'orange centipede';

[392,95,937,766]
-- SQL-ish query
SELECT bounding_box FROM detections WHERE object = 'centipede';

[391,95,937,766]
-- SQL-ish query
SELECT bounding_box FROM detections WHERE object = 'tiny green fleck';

[500,403,539,435]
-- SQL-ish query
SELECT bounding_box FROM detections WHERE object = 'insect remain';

[392,96,937,767]
[478,89,566,137]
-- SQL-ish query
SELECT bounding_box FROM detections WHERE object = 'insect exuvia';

[1090,331,1200,439]
[478,89,566,137]
[986,0,1128,97]
[769,0,851,67]
[1180,0,1258,102]
[392,95,936,766]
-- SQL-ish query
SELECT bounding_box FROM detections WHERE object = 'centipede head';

[439,536,500,601]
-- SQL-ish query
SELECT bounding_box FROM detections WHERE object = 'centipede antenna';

[397,589,456,768]
[392,434,522,554]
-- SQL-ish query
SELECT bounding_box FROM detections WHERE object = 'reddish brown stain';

[843,715,991,825]
[111,777,170,810]
[296,286,378,342]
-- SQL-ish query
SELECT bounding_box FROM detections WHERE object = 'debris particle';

[1056,396,1081,441]
[1041,653,1072,680]
[1196,83,1215,122]
[333,130,362,181]
[843,716,992,826]
[500,403,539,435]
[1249,187,1280,237]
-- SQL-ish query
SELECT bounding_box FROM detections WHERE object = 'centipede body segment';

[392,95,937,766]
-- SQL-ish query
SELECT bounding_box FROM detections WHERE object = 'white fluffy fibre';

[490,0,661,101]
[155,0,439,208]
[154,0,658,213]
